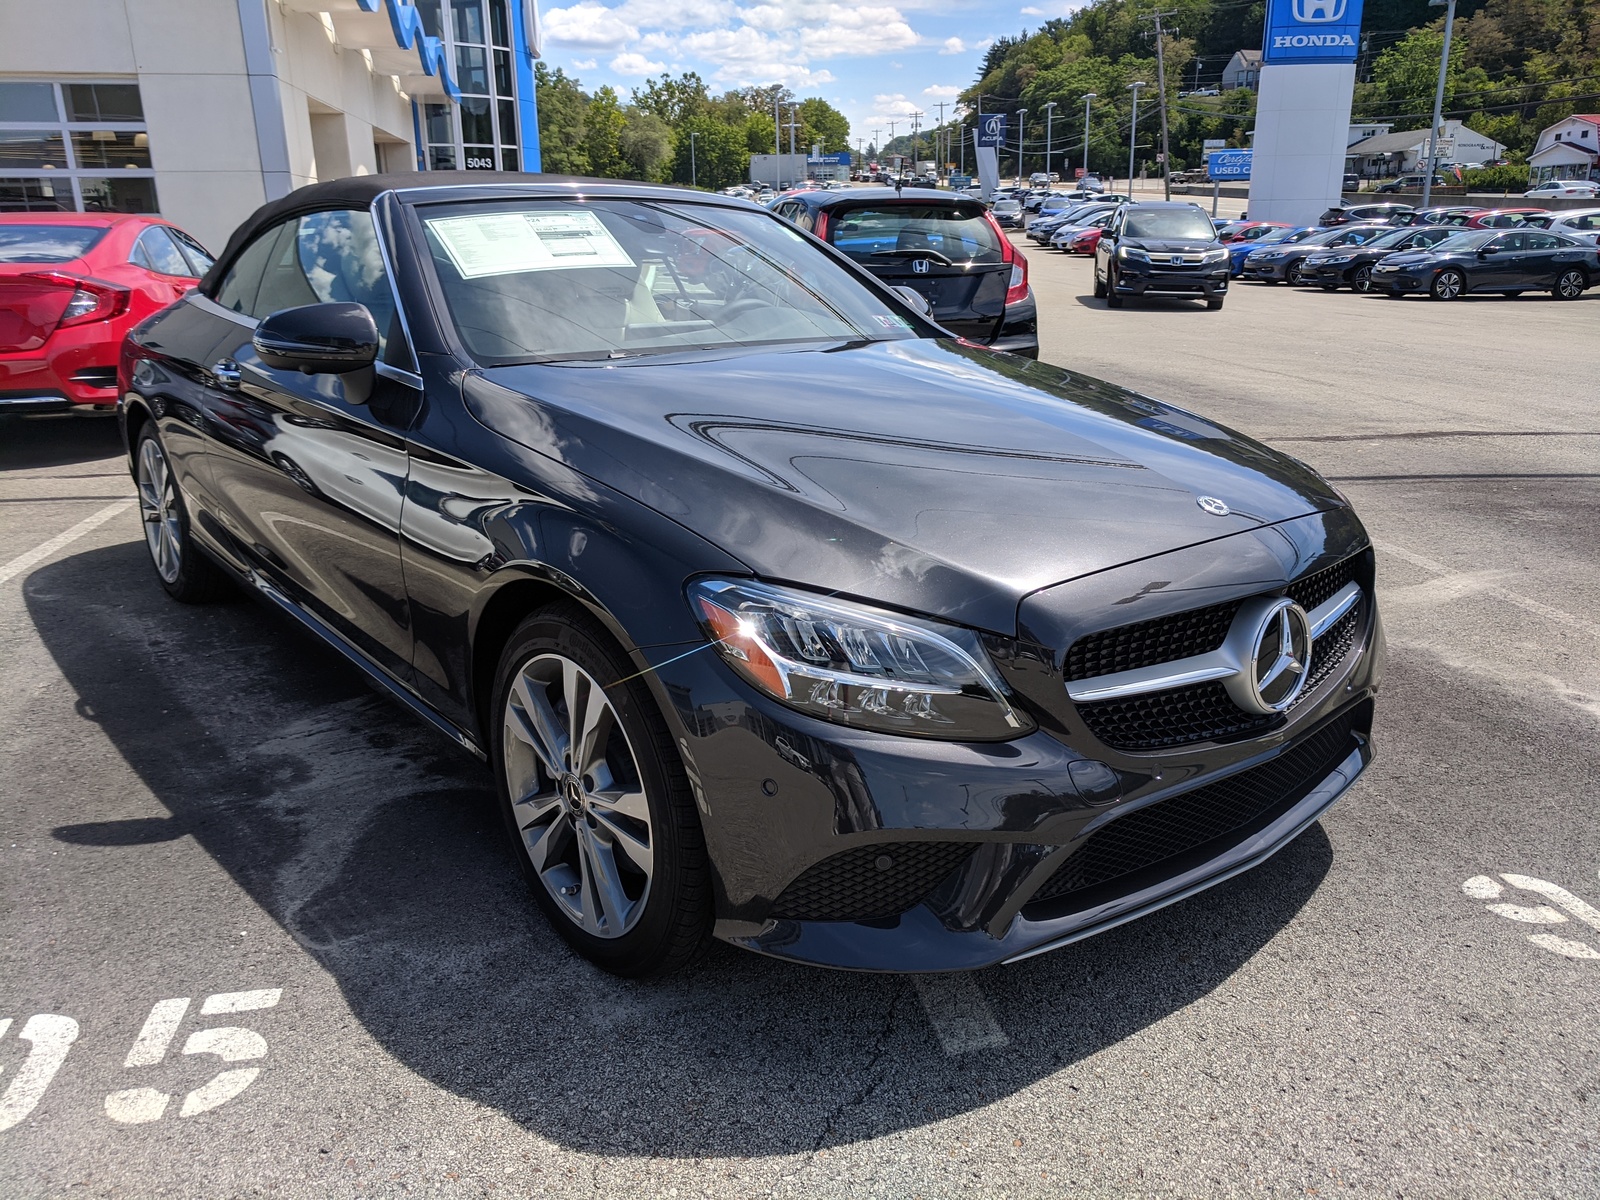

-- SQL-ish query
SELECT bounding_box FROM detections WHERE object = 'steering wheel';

[718,297,775,323]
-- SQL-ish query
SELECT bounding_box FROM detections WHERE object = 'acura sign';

[976,113,1008,148]
[1262,0,1364,64]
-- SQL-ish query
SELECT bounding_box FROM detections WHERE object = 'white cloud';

[1020,6,1043,14]
[543,2,639,50]
[939,36,966,54]
[609,51,667,74]
[571,58,598,69]
[922,84,960,98]
[801,5,918,58]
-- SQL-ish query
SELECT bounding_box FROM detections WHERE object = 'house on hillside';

[1345,120,1504,178]
[1221,50,1261,91]
[1528,115,1600,184]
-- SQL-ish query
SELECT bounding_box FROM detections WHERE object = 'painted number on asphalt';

[1463,872,1600,960]
[0,987,281,1133]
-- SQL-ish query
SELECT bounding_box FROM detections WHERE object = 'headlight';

[1202,248,1229,263]
[1118,246,1150,261]
[1324,254,1355,264]
[689,578,1032,740]
[1254,251,1286,260]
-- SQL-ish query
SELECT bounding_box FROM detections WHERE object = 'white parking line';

[1374,540,1600,641]
[0,500,133,587]
[913,975,1009,1056]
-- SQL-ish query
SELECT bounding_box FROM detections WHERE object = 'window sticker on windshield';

[426,210,635,278]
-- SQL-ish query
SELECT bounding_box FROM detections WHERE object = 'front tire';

[1206,296,1224,310]
[1092,266,1107,298]
[1554,268,1586,300]
[1351,265,1373,293]
[1430,268,1464,300]
[1287,261,1308,286]
[135,426,229,604]
[1105,265,1124,307]
[491,605,711,977]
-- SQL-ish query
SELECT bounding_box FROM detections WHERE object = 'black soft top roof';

[199,171,741,294]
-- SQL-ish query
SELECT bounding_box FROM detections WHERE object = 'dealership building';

[0,0,542,250]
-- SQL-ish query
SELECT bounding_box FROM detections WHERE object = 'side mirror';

[1477,249,1490,258]
[890,285,934,317]
[254,302,379,375]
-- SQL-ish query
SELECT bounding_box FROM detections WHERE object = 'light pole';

[958,123,967,175]
[1420,0,1457,209]
[1043,101,1057,182]
[1126,81,1145,192]
[1015,107,1028,182]
[689,131,699,188]
[1081,92,1096,183]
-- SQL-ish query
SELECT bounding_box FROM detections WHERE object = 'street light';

[1043,101,1057,182]
[1127,82,1146,193]
[1421,0,1457,209]
[1015,107,1028,183]
[689,131,699,189]
[1081,93,1096,183]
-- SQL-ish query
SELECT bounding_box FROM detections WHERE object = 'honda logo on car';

[1263,0,1363,63]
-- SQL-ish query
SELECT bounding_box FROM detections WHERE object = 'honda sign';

[1262,0,1364,64]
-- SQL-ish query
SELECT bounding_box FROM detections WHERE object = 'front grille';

[1065,599,1240,682]
[1068,556,1363,751]
[1029,710,1358,906]
[769,841,976,922]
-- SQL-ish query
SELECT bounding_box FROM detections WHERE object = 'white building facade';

[1527,115,1600,184]
[0,0,542,252]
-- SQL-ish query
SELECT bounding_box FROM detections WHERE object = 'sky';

[537,0,1090,150]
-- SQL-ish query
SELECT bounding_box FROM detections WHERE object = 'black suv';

[772,187,1038,357]
[1094,201,1231,310]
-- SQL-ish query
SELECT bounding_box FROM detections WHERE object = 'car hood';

[1123,238,1221,254]
[465,339,1344,635]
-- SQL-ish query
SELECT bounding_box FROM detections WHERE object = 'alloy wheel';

[1432,270,1463,300]
[1288,261,1306,285]
[136,437,183,584]
[1352,265,1373,293]
[502,653,653,939]
[1557,269,1585,299]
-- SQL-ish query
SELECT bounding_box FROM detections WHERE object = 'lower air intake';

[769,842,976,922]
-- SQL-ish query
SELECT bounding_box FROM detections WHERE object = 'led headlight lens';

[1202,248,1230,263]
[1118,246,1150,261]
[689,578,1032,740]
[1324,254,1355,264]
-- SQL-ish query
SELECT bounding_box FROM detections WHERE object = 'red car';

[1,213,213,415]
[1217,221,1292,244]
[1063,226,1105,255]
[1464,207,1548,229]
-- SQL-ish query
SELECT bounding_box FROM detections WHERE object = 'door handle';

[212,360,242,390]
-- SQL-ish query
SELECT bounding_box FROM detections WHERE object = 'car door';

[129,225,204,304]
[200,208,420,681]
[1468,231,1523,289]
[1517,231,1567,286]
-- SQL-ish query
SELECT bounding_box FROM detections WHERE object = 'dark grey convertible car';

[119,174,1383,976]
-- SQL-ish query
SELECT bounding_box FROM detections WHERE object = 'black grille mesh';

[1030,710,1358,906]
[769,842,976,922]
[1069,556,1362,751]
[1064,599,1239,682]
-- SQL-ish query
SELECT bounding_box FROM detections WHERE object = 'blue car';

[1230,225,1318,277]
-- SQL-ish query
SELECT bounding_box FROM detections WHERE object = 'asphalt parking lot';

[3,247,1599,1199]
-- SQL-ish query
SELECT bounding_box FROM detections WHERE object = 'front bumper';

[1113,262,1230,297]
[641,515,1381,971]
[1369,266,1425,293]
[1240,258,1293,281]
[1306,263,1355,286]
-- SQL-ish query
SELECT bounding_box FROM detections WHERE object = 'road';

[2,251,1598,1198]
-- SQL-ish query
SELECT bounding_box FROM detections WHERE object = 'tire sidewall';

[1432,269,1463,300]
[489,607,706,976]
[1556,269,1584,300]
[136,426,217,603]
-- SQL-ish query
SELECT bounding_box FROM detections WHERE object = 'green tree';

[534,61,589,174]
[618,110,673,181]
[797,98,851,153]
[1370,27,1469,121]
[585,86,627,178]
[631,72,712,125]
[670,116,749,190]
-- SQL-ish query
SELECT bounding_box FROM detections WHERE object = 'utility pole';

[1016,107,1028,182]
[958,123,967,175]
[1421,0,1457,209]
[690,131,698,189]
[1043,100,1056,181]
[1081,93,1095,182]
[887,120,898,171]
[1149,10,1177,200]
[911,110,923,169]
[934,101,948,178]
[1127,80,1146,193]
[872,128,882,168]
[787,105,798,157]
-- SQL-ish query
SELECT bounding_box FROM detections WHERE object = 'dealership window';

[417,0,519,173]
[0,80,156,213]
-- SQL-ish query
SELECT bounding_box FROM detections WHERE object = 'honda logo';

[911,259,931,274]
[1291,0,1346,22]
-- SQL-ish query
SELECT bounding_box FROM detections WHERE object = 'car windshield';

[1122,209,1216,240]
[1254,227,1309,247]
[1366,227,1420,248]
[1428,231,1498,252]
[0,224,109,263]
[419,199,922,366]
[827,204,1005,265]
